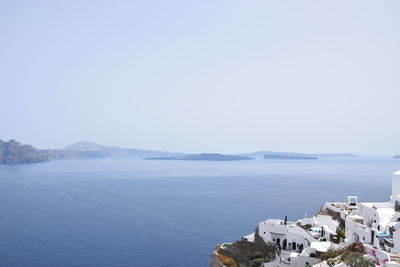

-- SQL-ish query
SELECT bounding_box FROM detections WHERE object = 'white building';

[345,171,400,255]
[243,171,400,266]
[258,218,316,251]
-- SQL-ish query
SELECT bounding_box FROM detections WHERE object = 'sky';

[0,0,399,155]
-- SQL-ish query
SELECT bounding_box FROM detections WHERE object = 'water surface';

[0,158,398,266]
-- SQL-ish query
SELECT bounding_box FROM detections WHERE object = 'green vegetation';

[251,252,263,259]
[320,248,346,261]
[302,224,312,230]
[249,251,266,267]
[251,257,265,266]
[342,252,374,267]
[335,227,345,243]
[319,242,373,266]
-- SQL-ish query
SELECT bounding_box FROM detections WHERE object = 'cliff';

[0,139,47,164]
[210,240,277,267]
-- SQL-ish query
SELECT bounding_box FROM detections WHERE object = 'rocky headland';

[0,139,47,164]
[210,236,277,267]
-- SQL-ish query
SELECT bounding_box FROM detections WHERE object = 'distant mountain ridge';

[0,139,47,164]
[50,141,185,159]
[63,141,106,151]
[395,155,400,159]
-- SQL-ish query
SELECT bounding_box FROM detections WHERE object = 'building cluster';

[241,171,400,267]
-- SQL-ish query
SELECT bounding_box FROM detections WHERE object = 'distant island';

[263,154,317,160]
[0,139,360,164]
[395,155,400,159]
[0,139,47,164]
[145,153,254,161]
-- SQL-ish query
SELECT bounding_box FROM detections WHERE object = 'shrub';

[336,227,345,241]
[320,248,346,261]
[251,251,263,259]
[265,251,275,261]
[320,242,365,261]
[343,252,374,267]
[250,257,265,267]
[346,242,364,253]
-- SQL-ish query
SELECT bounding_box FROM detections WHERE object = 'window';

[264,232,266,234]
[397,218,400,222]
[378,226,380,231]
[363,237,365,241]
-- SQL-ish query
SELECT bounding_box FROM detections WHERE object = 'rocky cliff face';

[210,248,226,267]
[0,139,47,164]
[210,240,277,267]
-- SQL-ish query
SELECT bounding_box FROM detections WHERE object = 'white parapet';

[386,262,400,267]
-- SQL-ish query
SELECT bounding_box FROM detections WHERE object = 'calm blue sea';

[0,157,399,267]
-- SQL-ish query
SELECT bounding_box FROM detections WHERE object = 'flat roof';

[263,219,295,225]
[310,242,332,252]
[264,219,283,225]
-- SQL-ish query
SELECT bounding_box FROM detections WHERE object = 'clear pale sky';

[0,1,399,155]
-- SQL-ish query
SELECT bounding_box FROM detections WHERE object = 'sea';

[0,157,399,267]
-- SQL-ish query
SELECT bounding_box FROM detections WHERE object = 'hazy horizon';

[1,1,399,155]
[0,139,395,157]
